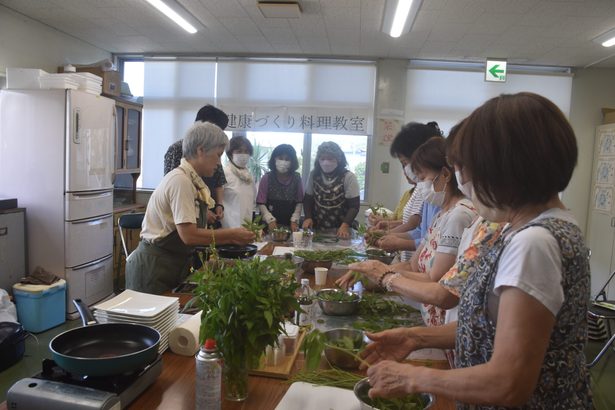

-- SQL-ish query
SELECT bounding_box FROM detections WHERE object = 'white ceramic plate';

[275,382,361,410]
[93,289,179,317]
[94,304,178,323]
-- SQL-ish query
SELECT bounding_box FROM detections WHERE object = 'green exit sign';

[485,59,507,82]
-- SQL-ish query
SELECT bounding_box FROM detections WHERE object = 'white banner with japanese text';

[218,106,371,135]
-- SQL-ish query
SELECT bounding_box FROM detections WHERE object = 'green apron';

[125,201,208,294]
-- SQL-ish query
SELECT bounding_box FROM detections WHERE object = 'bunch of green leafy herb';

[193,257,299,384]
[289,368,364,389]
[365,230,385,247]
[302,329,368,371]
[358,293,418,317]
[242,215,266,241]
[369,202,388,218]
[294,249,361,265]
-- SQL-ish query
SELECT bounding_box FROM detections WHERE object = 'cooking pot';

[49,299,160,376]
[0,322,27,371]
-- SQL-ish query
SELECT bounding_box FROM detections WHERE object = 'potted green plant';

[191,257,299,401]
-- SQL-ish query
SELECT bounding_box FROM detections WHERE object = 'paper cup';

[314,267,328,287]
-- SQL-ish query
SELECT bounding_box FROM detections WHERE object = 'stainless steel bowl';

[271,229,291,242]
[323,328,364,369]
[353,378,434,409]
[316,288,360,316]
[365,249,396,265]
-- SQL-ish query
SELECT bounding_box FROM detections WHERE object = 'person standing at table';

[163,104,228,228]
[302,141,360,239]
[127,122,254,294]
[256,144,303,232]
[221,136,257,228]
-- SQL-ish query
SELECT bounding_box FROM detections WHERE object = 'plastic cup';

[314,267,328,288]
[292,231,304,248]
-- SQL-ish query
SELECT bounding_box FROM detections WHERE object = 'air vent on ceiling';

[257,1,302,19]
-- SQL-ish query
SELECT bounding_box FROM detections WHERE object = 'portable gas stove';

[6,355,163,410]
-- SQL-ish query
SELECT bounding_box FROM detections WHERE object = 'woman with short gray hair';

[126,122,255,294]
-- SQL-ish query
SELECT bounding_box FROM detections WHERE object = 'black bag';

[0,322,26,371]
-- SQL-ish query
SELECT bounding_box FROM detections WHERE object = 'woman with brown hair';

[340,133,476,327]
[360,92,591,409]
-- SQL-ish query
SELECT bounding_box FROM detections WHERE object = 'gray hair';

[182,122,229,159]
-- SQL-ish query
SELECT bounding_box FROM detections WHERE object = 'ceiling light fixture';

[382,0,423,38]
[593,28,615,47]
[144,0,197,34]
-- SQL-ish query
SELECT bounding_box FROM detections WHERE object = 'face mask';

[276,159,291,173]
[319,159,338,174]
[424,176,447,207]
[469,183,508,222]
[404,164,417,182]
[455,170,472,199]
[232,153,250,168]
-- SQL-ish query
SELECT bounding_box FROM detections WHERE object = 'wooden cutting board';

[249,329,307,379]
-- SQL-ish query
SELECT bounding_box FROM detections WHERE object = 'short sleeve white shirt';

[488,208,577,319]
[141,168,198,242]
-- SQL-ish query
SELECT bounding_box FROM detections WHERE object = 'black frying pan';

[49,299,160,376]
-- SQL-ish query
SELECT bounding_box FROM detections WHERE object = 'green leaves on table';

[294,249,361,265]
[242,215,266,242]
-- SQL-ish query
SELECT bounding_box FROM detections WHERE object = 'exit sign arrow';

[485,59,507,82]
[489,64,504,78]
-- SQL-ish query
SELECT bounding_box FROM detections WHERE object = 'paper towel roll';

[169,311,202,356]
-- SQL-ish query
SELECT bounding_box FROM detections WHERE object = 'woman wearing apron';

[257,144,303,232]
[126,122,255,294]
[302,141,360,239]
[357,93,591,409]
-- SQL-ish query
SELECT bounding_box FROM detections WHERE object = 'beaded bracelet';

[214,203,224,210]
[384,272,401,292]
[378,270,395,289]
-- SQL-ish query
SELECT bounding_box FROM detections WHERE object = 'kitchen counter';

[0,240,455,409]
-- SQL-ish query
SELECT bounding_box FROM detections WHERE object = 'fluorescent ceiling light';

[145,0,197,34]
[593,28,615,48]
[381,0,423,38]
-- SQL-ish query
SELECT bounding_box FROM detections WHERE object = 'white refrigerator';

[0,89,115,315]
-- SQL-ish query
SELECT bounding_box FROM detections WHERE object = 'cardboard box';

[602,108,615,125]
[58,66,121,97]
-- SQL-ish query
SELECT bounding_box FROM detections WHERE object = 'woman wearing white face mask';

[302,141,360,238]
[221,136,257,228]
[347,136,476,326]
[256,144,303,232]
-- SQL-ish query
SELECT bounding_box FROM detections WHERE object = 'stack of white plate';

[93,289,179,354]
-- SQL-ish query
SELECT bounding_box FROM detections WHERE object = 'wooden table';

[0,242,455,410]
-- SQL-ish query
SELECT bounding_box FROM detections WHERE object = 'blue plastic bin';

[13,279,66,333]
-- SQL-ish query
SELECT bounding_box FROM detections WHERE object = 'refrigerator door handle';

[70,214,113,225]
[73,108,81,144]
[72,254,113,270]
[71,191,113,200]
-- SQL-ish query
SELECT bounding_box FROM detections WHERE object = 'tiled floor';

[2,323,615,407]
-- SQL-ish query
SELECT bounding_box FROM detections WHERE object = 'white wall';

[567,68,615,236]
[567,68,615,296]
[0,6,109,79]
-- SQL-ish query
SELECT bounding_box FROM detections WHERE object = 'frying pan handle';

[73,299,98,327]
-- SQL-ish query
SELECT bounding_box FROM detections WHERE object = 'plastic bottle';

[195,339,222,410]
[295,278,314,326]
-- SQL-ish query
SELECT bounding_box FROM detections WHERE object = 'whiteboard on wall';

[405,69,573,135]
